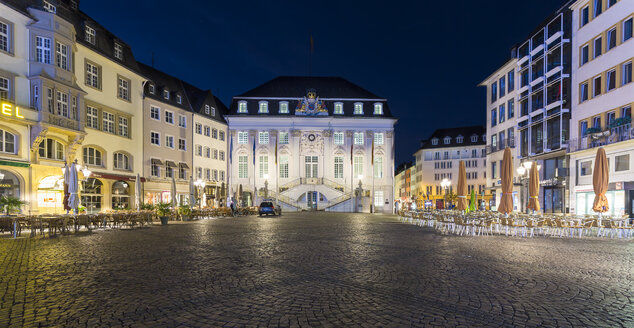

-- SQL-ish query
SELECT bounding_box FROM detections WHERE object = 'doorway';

[307,191,318,210]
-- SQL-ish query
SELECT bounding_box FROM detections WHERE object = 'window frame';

[117,75,131,101]
[84,25,96,44]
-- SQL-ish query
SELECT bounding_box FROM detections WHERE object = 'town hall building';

[225,76,397,212]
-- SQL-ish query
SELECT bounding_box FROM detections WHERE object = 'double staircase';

[272,177,353,211]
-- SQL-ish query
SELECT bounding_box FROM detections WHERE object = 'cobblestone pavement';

[0,212,633,327]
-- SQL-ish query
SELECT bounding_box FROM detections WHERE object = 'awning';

[91,172,146,182]
[151,159,163,165]
[179,163,189,169]
[166,161,177,168]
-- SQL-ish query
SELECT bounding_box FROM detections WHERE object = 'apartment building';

[394,162,414,211]
[568,0,634,217]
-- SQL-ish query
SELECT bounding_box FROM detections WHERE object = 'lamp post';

[440,178,451,209]
[194,179,204,209]
[516,161,541,213]
[356,174,363,212]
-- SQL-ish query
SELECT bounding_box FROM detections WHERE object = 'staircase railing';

[269,190,301,209]
[322,178,349,193]
[278,178,302,193]
[325,193,352,209]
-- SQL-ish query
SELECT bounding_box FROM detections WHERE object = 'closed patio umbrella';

[592,147,609,214]
[457,160,468,211]
[171,176,177,208]
[135,173,142,211]
[67,161,80,213]
[189,177,196,207]
[527,163,540,212]
[497,147,514,214]
[62,163,71,212]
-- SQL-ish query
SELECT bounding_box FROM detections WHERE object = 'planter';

[181,215,191,221]
[160,216,169,225]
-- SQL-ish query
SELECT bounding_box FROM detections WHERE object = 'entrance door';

[307,191,318,210]
[543,187,564,213]
[305,156,318,178]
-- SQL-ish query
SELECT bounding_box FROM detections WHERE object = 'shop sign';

[1,102,25,119]
[540,177,565,187]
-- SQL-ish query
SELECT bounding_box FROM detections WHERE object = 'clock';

[308,134,316,141]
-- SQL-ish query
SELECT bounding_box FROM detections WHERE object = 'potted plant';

[155,202,172,225]
[78,205,87,214]
[177,204,192,221]
[140,202,154,211]
[0,196,26,215]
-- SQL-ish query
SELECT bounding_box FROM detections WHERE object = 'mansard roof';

[420,126,486,150]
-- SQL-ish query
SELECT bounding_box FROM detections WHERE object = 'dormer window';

[114,43,123,60]
[258,101,268,113]
[279,101,289,114]
[431,138,438,145]
[210,107,216,116]
[238,101,247,113]
[471,135,477,142]
[148,83,155,94]
[456,135,463,144]
[444,137,451,144]
[85,25,96,44]
[176,94,182,104]
[70,1,78,10]
[163,89,169,100]
[482,134,486,141]
[43,0,56,13]
[353,102,363,115]
[334,102,344,115]
[204,105,210,114]
[373,103,383,115]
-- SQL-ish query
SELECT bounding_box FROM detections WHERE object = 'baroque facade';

[226,77,397,213]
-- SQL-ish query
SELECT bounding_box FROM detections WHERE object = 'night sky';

[81,0,568,167]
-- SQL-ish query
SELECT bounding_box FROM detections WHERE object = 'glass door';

[307,191,317,209]
[305,156,318,178]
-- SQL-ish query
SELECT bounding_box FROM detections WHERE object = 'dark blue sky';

[81,0,567,166]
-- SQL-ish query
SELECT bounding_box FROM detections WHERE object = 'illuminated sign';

[1,102,25,119]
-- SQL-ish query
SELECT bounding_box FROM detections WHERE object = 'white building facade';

[226,77,396,213]
[568,0,634,217]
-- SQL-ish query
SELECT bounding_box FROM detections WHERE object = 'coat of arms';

[295,89,328,116]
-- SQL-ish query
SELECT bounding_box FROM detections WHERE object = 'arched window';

[0,170,20,198]
[238,101,247,113]
[83,147,103,166]
[113,152,130,170]
[112,180,130,210]
[471,134,478,142]
[258,101,269,113]
[0,129,16,154]
[444,136,451,144]
[456,135,464,144]
[38,138,64,160]
[81,178,102,213]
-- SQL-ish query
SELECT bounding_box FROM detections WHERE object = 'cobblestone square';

[0,212,633,327]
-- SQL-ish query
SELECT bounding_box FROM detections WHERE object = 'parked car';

[259,201,280,216]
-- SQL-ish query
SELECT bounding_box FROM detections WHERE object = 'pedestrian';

[230,201,236,217]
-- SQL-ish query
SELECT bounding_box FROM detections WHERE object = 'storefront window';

[37,175,64,212]
[0,170,20,198]
[81,178,102,213]
[112,180,130,210]
[576,190,625,216]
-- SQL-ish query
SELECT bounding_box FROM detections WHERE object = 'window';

[219,151,225,161]
[443,136,451,144]
[354,132,364,145]
[36,36,51,64]
[581,45,589,65]
[83,147,102,166]
[354,103,363,115]
[205,168,211,181]
[471,135,477,142]
[593,116,601,128]
[616,154,630,172]
[581,6,590,27]
[580,121,588,136]
[593,76,602,97]
[178,115,186,128]
[117,77,130,101]
[150,132,160,146]
[508,99,514,118]
[580,160,592,176]
[623,61,632,85]
[151,160,160,177]
[432,138,438,145]
[607,28,617,51]
[353,156,363,177]
[163,89,169,99]
[195,145,202,156]
[84,25,95,44]
[580,82,589,102]
[334,132,344,145]
[55,42,68,70]
[86,106,99,129]
[499,104,505,123]
[238,131,248,144]
[118,117,128,137]
[499,77,506,97]
[204,147,210,158]
[594,37,602,58]
[622,106,632,119]
[178,139,186,151]
[176,94,182,104]
[150,106,161,121]
[491,108,497,127]
[606,69,616,92]
[258,131,269,144]
[114,153,129,170]
[258,101,268,113]
[374,103,383,115]
[0,129,16,154]
[491,81,497,102]
[179,164,187,180]
[213,169,219,181]
[165,165,173,179]
[42,0,56,13]
[114,43,123,60]
[259,155,268,178]
[508,71,514,92]
[0,77,9,100]
[86,61,101,88]
[238,101,247,113]
[38,138,64,160]
[194,123,202,134]
[210,107,215,116]
[204,105,210,114]
[624,18,633,42]
[166,136,174,149]
[164,111,174,124]
[374,132,384,145]
[334,102,343,115]
[212,128,218,139]
[213,149,218,159]
[374,190,384,207]
[279,131,289,144]
[102,112,114,133]
[491,161,497,179]
[374,156,383,178]
[491,134,498,148]
[594,0,602,17]
[148,83,155,94]
[204,126,210,137]
[607,111,616,126]
[334,156,343,179]
[280,156,289,178]
[220,171,225,182]
[279,101,289,114]
[56,91,68,117]
[238,155,248,178]
[219,131,225,141]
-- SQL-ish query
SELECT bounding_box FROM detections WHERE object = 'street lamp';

[440,178,451,209]
[194,179,205,209]
[516,161,541,212]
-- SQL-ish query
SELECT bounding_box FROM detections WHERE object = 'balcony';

[568,123,633,153]
[486,138,515,155]
[43,112,82,132]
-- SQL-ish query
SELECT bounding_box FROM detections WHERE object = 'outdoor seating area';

[399,209,633,239]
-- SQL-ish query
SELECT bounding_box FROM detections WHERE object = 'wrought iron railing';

[568,123,633,153]
[486,138,515,155]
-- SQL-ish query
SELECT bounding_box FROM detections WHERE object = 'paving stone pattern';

[0,212,633,327]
